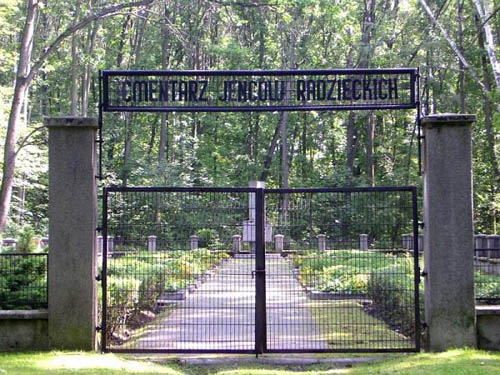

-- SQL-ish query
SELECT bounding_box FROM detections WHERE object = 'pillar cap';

[421,113,476,127]
[44,117,98,129]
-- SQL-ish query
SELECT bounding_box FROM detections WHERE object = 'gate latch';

[251,270,265,279]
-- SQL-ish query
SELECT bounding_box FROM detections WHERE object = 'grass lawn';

[309,300,412,350]
[0,349,499,375]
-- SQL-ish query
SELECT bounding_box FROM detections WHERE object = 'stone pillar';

[232,235,242,253]
[190,235,199,250]
[422,114,476,351]
[274,234,284,253]
[46,117,97,350]
[359,234,368,251]
[318,234,326,252]
[148,235,157,251]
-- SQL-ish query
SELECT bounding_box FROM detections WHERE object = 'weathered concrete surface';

[422,114,476,351]
[46,117,98,350]
[476,306,500,350]
[132,255,326,351]
[0,310,48,351]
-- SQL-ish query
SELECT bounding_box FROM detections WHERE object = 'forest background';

[0,0,499,239]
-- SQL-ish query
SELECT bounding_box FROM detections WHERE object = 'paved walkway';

[134,254,326,351]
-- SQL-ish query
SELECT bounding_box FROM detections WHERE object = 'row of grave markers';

[0,237,49,251]
[96,233,496,255]
[1,234,497,255]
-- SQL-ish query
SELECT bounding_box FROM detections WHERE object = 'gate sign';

[101,68,417,112]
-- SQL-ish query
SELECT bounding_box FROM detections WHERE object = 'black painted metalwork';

[0,253,48,310]
[100,69,418,113]
[101,186,420,353]
[474,237,500,304]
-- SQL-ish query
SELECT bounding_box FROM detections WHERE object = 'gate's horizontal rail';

[104,186,417,193]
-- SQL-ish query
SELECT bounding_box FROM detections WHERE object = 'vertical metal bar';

[416,68,423,176]
[45,253,49,308]
[101,187,108,352]
[411,187,421,351]
[255,188,266,354]
[98,70,103,180]
[410,70,416,106]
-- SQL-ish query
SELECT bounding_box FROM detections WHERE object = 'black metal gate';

[101,186,420,353]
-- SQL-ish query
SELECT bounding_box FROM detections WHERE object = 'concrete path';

[133,254,326,351]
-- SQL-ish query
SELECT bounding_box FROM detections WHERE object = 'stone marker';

[275,234,284,253]
[318,234,326,252]
[148,235,157,251]
[97,236,103,255]
[41,237,49,248]
[3,238,17,251]
[232,235,242,253]
[190,235,199,250]
[359,234,368,251]
[107,236,114,253]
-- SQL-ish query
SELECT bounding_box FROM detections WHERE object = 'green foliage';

[16,226,38,253]
[104,249,230,342]
[0,254,48,309]
[196,228,222,250]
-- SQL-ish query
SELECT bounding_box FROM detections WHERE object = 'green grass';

[309,300,412,350]
[0,349,499,375]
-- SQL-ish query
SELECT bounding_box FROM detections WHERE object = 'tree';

[0,0,156,233]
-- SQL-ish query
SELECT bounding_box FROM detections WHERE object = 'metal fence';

[0,253,48,310]
[101,186,420,353]
[474,235,500,303]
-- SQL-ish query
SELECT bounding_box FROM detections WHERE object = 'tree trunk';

[456,0,466,113]
[419,0,488,93]
[259,119,281,182]
[366,113,375,186]
[472,0,500,90]
[345,112,357,186]
[70,0,80,118]
[0,0,156,233]
[82,22,99,116]
[0,0,38,233]
[475,14,500,183]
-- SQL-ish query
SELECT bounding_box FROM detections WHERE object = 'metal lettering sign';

[101,69,417,112]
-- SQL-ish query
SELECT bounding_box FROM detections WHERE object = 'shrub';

[0,254,47,309]
[367,262,424,338]
[16,226,38,253]
[197,228,222,250]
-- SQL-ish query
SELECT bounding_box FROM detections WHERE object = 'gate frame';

[101,186,421,354]
[99,68,422,353]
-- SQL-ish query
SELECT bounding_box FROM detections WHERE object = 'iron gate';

[101,186,420,353]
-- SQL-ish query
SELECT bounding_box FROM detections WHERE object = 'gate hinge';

[96,326,102,332]
[421,270,428,277]
[421,322,428,330]
[96,226,102,232]
[418,221,425,228]
[96,273,102,282]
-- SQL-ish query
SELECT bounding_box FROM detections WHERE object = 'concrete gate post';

[422,114,476,351]
[45,117,98,350]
